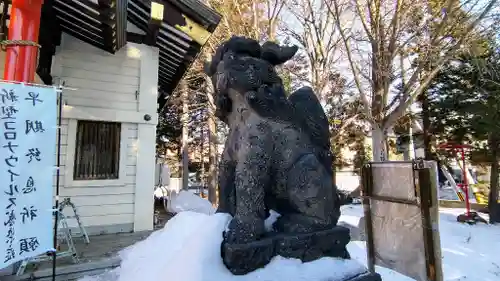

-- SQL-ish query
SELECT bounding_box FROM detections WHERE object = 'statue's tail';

[288,87,333,174]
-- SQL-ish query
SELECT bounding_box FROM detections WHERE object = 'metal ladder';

[58,198,90,245]
[16,198,90,276]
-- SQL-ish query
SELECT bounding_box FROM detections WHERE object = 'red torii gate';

[437,143,473,212]
[4,0,43,83]
[437,142,486,224]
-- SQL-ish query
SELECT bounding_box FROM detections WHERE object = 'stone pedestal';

[222,226,352,275]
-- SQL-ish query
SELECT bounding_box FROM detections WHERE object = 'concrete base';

[2,256,120,281]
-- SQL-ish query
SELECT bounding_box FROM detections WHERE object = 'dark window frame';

[73,120,121,181]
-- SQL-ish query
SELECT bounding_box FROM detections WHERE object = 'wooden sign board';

[361,160,443,281]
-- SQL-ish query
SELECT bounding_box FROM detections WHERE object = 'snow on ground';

[80,212,368,281]
[432,208,500,281]
[81,192,500,281]
[340,205,500,281]
[346,242,415,281]
[166,190,215,215]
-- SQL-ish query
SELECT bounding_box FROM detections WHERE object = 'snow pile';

[340,205,500,281]
[437,208,500,281]
[80,212,369,281]
[347,242,416,281]
[80,194,500,281]
[167,190,215,215]
[264,210,281,232]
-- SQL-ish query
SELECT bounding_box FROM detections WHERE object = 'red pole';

[461,148,471,216]
[3,0,44,83]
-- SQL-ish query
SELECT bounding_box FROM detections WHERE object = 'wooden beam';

[158,45,185,63]
[157,44,198,112]
[127,7,148,30]
[126,31,145,44]
[132,0,211,46]
[56,0,102,12]
[115,0,128,49]
[1,0,9,41]
[37,0,58,85]
[173,15,210,45]
[52,0,123,54]
[169,0,221,32]
[145,22,160,46]
[157,0,211,45]
[98,0,117,52]
[159,59,177,73]
[134,0,220,32]
[59,25,115,53]
[54,6,110,30]
[97,0,115,8]
[56,16,105,42]
[54,0,112,24]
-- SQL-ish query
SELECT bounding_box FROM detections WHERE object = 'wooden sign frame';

[361,160,443,281]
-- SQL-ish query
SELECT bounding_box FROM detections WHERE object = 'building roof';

[51,0,128,53]
[126,0,220,110]
[0,0,221,110]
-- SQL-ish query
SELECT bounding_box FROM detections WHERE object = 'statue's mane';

[205,36,333,173]
[205,36,299,124]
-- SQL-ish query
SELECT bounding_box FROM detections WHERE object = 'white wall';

[52,29,159,234]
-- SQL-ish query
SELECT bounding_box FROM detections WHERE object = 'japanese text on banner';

[0,83,57,269]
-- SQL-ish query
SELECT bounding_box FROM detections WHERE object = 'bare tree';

[181,0,288,205]
[281,0,364,182]
[265,0,287,41]
[326,0,499,161]
[282,0,344,100]
[282,0,365,138]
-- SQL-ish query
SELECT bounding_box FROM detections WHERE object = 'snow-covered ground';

[340,205,500,281]
[81,211,373,281]
[81,192,500,281]
[166,190,215,215]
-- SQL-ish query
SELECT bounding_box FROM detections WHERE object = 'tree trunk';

[180,80,189,191]
[206,77,218,205]
[421,93,432,160]
[489,138,500,224]
[332,154,337,188]
[332,168,337,187]
[371,126,389,162]
[402,121,415,161]
[200,124,206,196]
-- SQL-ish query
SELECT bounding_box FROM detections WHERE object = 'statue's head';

[204,36,299,123]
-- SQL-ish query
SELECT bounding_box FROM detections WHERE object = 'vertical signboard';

[0,83,57,269]
[361,160,443,281]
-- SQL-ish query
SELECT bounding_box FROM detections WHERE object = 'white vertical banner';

[0,83,57,269]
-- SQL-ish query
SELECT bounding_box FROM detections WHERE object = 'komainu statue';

[204,36,350,275]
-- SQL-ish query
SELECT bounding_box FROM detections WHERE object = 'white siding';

[58,36,140,111]
[0,24,158,234]
[51,32,158,234]
[55,121,138,231]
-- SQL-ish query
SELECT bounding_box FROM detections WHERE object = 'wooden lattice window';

[74,121,121,180]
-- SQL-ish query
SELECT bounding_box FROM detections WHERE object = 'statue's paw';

[224,216,266,244]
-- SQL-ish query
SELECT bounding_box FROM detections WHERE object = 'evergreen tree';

[427,45,500,223]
